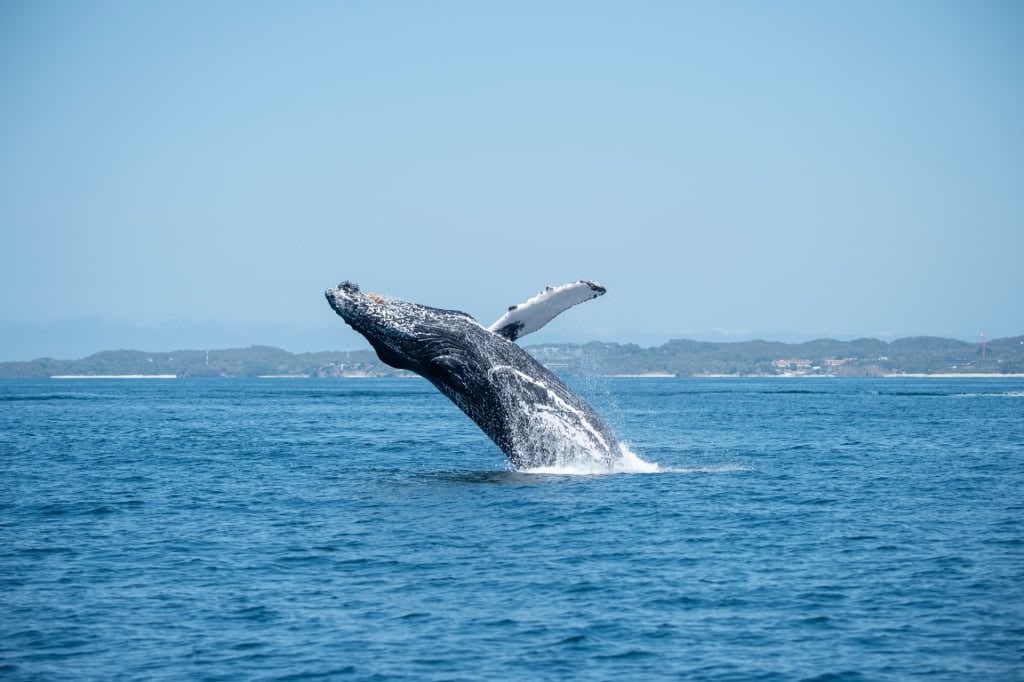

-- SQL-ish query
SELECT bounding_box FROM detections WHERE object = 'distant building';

[772,359,812,369]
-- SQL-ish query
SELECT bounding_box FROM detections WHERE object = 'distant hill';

[527,336,1024,377]
[2,336,1022,378]
[0,346,392,379]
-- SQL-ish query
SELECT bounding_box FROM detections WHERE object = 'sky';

[2,1,1022,360]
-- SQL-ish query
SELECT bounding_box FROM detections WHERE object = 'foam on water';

[521,449,751,476]
[521,442,662,475]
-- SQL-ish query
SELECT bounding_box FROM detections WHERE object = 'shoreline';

[884,373,1024,379]
[608,373,1024,379]
[50,374,178,379]
[18,372,1024,381]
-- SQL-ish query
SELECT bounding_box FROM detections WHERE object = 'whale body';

[325,281,620,469]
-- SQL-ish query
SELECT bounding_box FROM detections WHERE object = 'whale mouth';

[327,281,360,302]
[325,284,363,326]
[325,281,391,319]
[325,281,400,340]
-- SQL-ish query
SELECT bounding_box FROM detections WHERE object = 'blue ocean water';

[1,376,1022,680]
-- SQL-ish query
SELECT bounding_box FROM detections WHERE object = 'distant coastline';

[49,374,177,379]
[2,335,1022,379]
[884,373,1024,379]
[38,373,1024,380]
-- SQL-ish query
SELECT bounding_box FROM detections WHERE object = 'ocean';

[1,376,1022,680]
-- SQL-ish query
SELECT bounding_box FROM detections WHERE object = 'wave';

[0,393,110,402]
[663,463,752,474]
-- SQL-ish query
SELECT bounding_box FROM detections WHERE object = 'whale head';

[325,281,483,373]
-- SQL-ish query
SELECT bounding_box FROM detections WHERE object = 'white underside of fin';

[487,280,606,342]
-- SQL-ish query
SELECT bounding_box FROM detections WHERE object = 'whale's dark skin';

[325,281,620,469]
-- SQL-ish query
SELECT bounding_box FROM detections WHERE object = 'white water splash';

[520,443,752,477]
[521,442,661,475]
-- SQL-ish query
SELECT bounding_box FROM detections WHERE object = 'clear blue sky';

[2,1,1021,360]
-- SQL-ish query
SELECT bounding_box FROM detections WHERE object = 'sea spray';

[500,360,661,473]
[519,441,661,476]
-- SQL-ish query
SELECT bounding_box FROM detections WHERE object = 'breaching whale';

[325,280,620,469]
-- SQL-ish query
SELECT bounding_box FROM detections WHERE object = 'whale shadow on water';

[325,280,659,472]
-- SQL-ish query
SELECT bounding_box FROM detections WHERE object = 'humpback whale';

[325,280,620,469]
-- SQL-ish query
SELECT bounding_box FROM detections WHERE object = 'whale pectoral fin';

[491,320,526,342]
[487,280,606,342]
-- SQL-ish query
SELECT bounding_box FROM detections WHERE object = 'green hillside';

[2,336,1022,378]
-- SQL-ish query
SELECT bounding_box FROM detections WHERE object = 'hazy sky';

[2,1,1022,360]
